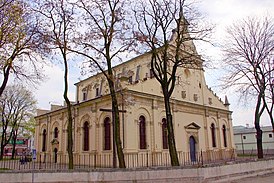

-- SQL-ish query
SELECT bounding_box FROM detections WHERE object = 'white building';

[233,125,274,155]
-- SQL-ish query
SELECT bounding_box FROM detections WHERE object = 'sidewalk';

[1,157,274,183]
[231,173,274,183]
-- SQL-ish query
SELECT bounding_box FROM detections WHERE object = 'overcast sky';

[197,0,274,127]
[32,0,274,127]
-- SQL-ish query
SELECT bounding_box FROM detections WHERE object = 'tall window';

[139,116,146,149]
[222,125,227,147]
[54,127,59,138]
[211,123,216,147]
[95,88,100,97]
[162,118,168,149]
[135,65,141,82]
[128,76,133,84]
[83,122,89,151]
[42,129,47,152]
[99,79,103,96]
[104,117,111,150]
[83,91,87,101]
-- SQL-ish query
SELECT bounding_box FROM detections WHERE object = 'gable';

[184,122,201,130]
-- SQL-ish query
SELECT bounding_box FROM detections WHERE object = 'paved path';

[230,173,274,183]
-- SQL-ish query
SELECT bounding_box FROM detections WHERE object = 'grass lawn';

[0,168,11,171]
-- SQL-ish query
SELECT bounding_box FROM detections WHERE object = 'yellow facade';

[35,43,235,167]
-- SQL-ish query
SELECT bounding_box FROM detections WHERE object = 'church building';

[35,34,235,168]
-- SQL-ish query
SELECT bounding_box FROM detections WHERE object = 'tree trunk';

[0,127,9,160]
[11,132,17,159]
[0,133,5,160]
[63,56,74,169]
[0,146,4,160]
[270,114,274,131]
[263,98,274,131]
[255,123,263,159]
[254,92,265,159]
[66,101,74,169]
[108,78,125,168]
[0,65,11,97]
[163,91,179,166]
[255,113,263,159]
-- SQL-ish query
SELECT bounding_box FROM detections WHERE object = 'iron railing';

[0,149,238,170]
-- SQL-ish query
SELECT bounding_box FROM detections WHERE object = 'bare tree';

[0,0,45,97]
[223,17,274,158]
[134,0,212,166]
[34,0,76,169]
[0,84,36,160]
[71,0,135,168]
[263,57,274,129]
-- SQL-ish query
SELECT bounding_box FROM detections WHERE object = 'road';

[230,173,274,183]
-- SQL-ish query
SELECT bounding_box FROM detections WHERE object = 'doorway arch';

[189,136,196,162]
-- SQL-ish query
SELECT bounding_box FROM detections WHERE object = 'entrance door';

[189,136,196,162]
[54,148,58,163]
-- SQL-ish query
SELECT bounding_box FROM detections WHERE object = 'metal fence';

[0,149,236,170]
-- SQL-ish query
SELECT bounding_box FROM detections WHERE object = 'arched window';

[104,117,111,150]
[139,116,146,149]
[162,118,168,149]
[83,122,89,151]
[222,125,227,147]
[42,129,47,152]
[211,123,216,147]
[54,127,59,138]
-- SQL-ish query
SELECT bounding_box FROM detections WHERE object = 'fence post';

[39,154,41,169]
[88,154,90,169]
[3,156,6,169]
[151,152,153,167]
[94,153,96,169]
[146,151,149,167]
[201,150,203,166]
[230,149,234,160]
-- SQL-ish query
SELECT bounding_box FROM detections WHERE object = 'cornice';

[35,88,232,119]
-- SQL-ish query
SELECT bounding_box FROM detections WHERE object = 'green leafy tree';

[22,117,36,138]
[0,84,36,159]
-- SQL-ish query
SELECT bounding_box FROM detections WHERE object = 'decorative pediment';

[82,84,92,91]
[93,83,100,89]
[51,138,59,145]
[119,70,134,82]
[184,122,201,130]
